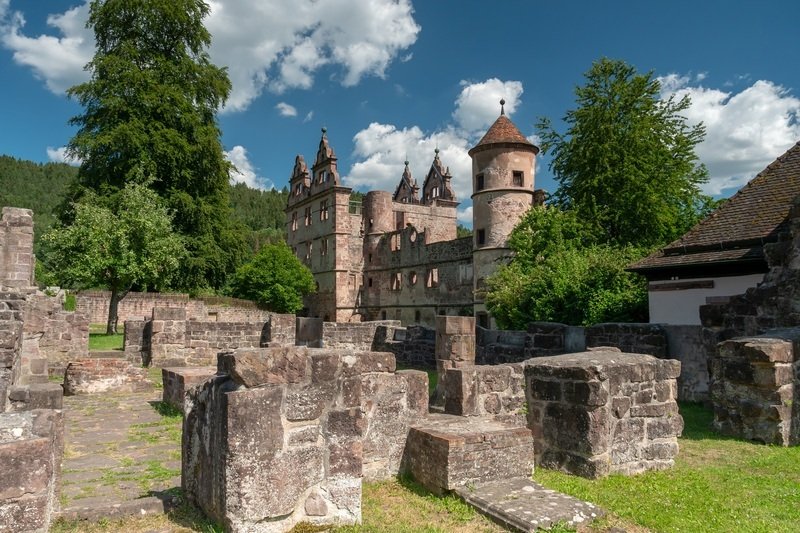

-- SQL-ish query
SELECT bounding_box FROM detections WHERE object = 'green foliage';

[228,242,315,313]
[486,207,648,328]
[538,58,711,247]
[0,155,78,249]
[65,0,247,290]
[456,224,473,238]
[43,182,185,331]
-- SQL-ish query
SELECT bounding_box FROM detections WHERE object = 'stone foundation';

[183,347,427,532]
[64,359,152,395]
[710,331,800,445]
[0,409,63,533]
[442,363,526,423]
[404,413,535,495]
[526,350,682,478]
[162,367,217,410]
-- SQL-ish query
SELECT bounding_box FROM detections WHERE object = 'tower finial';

[500,98,506,115]
[321,126,327,135]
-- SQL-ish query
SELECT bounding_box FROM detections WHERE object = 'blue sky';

[1,0,799,226]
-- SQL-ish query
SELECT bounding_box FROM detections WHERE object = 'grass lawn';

[88,323,124,351]
[534,403,800,532]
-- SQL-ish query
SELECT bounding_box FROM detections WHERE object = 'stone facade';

[23,293,88,373]
[183,347,427,532]
[525,350,683,478]
[287,107,542,328]
[710,331,800,445]
[585,323,668,357]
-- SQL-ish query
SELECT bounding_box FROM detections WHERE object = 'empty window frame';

[476,173,485,191]
[304,206,312,226]
[513,170,523,186]
[320,199,329,221]
[291,211,298,231]
[321,238,328,256]
[391,272,402,291]
[477,229,486,246]
[426,268,439,288]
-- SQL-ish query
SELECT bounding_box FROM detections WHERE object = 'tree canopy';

[227,242,316,314]
[65,0,247,289]
[43,181,185,333]
[538,58,712,247]
[486,206,648,329]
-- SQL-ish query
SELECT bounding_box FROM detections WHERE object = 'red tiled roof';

[630,141,800,272]
[469,115,538,154]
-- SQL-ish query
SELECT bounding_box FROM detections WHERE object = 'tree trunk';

[106,288,129,335]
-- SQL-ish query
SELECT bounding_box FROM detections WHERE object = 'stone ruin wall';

[0,208,35,292]
[76,290,271,325]
[124,307,296,367]
[183,347,428,532]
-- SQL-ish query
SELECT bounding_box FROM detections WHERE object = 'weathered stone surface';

[218,347,309,387]
[526,351,682,478]
[162,367,216,410]
[64,359,151,395]
[405,414,534,494]
[8,384,63,411]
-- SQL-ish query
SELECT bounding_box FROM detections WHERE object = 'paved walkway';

[57,389,182,520]
[456,477,603,532]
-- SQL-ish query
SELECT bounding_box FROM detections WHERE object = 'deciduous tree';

[538,58,711,247]
[66,0,247,290]
[44,182,186,334]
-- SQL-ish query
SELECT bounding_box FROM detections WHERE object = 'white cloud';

[303,110,314,123]
[275,102,297,117]
[457,206,473,226]
[1,0,420,112]
[225,145,273,189]
[452,78,523,132]
[0,1,93,93]
[46,146,80,166]
[659,75,800,195]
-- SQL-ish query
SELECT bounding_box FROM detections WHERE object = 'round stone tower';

[469,100,540,328]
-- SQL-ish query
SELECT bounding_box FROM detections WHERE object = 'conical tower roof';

[469,99,539,155]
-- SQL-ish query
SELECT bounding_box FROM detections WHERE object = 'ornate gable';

[393,161,420,204]
[311,128,340,186]
[421,149,456,205]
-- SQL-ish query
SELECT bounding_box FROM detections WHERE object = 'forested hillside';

[0,155,290,251]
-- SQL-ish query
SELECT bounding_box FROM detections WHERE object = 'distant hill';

[0,155,289,251]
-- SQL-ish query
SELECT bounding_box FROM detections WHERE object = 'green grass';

[88,323,125,351]
[534,402,800,532]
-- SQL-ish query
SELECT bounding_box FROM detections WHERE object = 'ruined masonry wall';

[23,294,88,372]
[183,347,428,532]
[710,330,800,445]
[0,292,24,412]
[0,208,34,291]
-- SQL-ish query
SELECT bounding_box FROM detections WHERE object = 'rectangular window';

[368,277,373,288]
[391,272,402,291]
[305,207,312,226]
[476,173,485,191]
[321,238,328,256]
[291,211,298,231]
[320,199,329,221]
[426,268,439,288]
[477,229,486,246]
[513,171,523,186]
[305,241,312,262]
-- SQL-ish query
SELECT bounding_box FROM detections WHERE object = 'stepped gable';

[469,100,539,155]
[630,141,800,273]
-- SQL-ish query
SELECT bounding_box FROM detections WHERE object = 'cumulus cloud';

[0,1,93,93]
[225,145,273,189]
[0,0,420,111]
[46,146,80,166]
[344,78,529,211]
[659,75,800,195]
[457,205,473,226]
[452,78,523,132]
[275,102,297,117]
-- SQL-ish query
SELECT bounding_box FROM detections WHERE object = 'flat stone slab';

[456,477,603,532]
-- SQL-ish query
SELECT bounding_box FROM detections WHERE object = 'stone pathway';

[57,389,182,520]
[456,477,603,532]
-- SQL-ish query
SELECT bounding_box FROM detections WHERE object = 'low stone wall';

[124,308,294,367]
[322,320,400,350]
[296,317,323,347]
[526,349,683,478]
[443,364,525,423]
[710,330,800,445]
[183,347,428,532]
[373,324,436,368]
[662,325,717,403]
[0,409,64,532]
[64,359,152,395]
[585,323,667,357]
[162,367,217,410]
